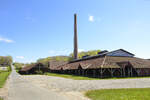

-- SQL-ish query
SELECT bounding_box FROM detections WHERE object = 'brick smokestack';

[74,14,78,59]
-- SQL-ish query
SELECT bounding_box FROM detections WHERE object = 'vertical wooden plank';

[131,67,133,77]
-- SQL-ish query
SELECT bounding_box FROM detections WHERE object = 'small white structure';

[0,66,8,71]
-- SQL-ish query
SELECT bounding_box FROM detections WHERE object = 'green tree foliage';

[0,56,13,66]
[37,56,72,67]
[36,50,101,67]
[13,62,24,71]
[69,50,101,59]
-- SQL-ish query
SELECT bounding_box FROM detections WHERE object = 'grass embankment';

[45,73,99,80]
[85,88,150,100]
[0,71,11,88]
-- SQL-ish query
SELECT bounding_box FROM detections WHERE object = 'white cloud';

[16,56,25,59]
[0,37,14,43]
[88,15,103,22]
[89,15,94,22]
[78,49,85,52]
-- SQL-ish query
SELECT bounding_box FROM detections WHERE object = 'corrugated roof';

[58,56,150,70]
[20,63,44,72]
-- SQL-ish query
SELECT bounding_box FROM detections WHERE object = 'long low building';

[50,49,150,78]
[19,63,50,74]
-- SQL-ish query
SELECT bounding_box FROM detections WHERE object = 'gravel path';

[9,67,150,100]
[8,66,74,100]
[23,75,150,92]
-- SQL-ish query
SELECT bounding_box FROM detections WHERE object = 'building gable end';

[106,49,134,57]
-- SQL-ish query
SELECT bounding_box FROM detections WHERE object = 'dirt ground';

[2,72,150,100]
[23,75,150,100]
[7,67,89,100]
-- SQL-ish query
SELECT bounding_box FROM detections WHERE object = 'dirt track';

[23,75,150,92]
[7,66,89,100]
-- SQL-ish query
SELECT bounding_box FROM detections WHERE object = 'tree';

[13,62,24,71]
[0,56,13,66]
[69,50,101,59]
[37,56,72,67]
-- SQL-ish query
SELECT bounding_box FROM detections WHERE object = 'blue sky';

[0,0,150,63]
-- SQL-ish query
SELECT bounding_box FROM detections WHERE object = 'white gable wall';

[0,67,8,71]
[106,50,134,57]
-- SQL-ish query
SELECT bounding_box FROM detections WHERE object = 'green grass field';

[0,97,3,100]
[44,73,99,80]
[44,72,150,80]
[85,88,150,100]
[0,71,11,88]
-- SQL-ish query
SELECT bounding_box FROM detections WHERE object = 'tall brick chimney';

[74,14,78,59]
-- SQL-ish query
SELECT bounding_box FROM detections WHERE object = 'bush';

[13,62,24,72]
[35,70,43,74]
[7,66,11,72]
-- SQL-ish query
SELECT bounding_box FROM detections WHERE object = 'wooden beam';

[82,70,84,76]
[93,70,96,77]
[100,68,103,78]
[120,68,122,77]
[111,68,113,77]
[131,67,133,77]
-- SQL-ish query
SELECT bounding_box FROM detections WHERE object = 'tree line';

[37,50,101,67]
[15,50,101,69]
[0,56,13,66]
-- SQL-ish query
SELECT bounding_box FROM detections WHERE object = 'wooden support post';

[128,68,130,77]
[100,68,103,78]
[120,68,122,77]
[86,70,88,76]
[136,69,140,76]
[82,70,84,76]
[71,70,73,75]
[85,70,86,76]
[75,70,77,75]
[131,67,133,77]
[111,68,113,77]
[146,69,149,76]
[93,70,96,77]
[39,64,40,72]
[123,68,125,77]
